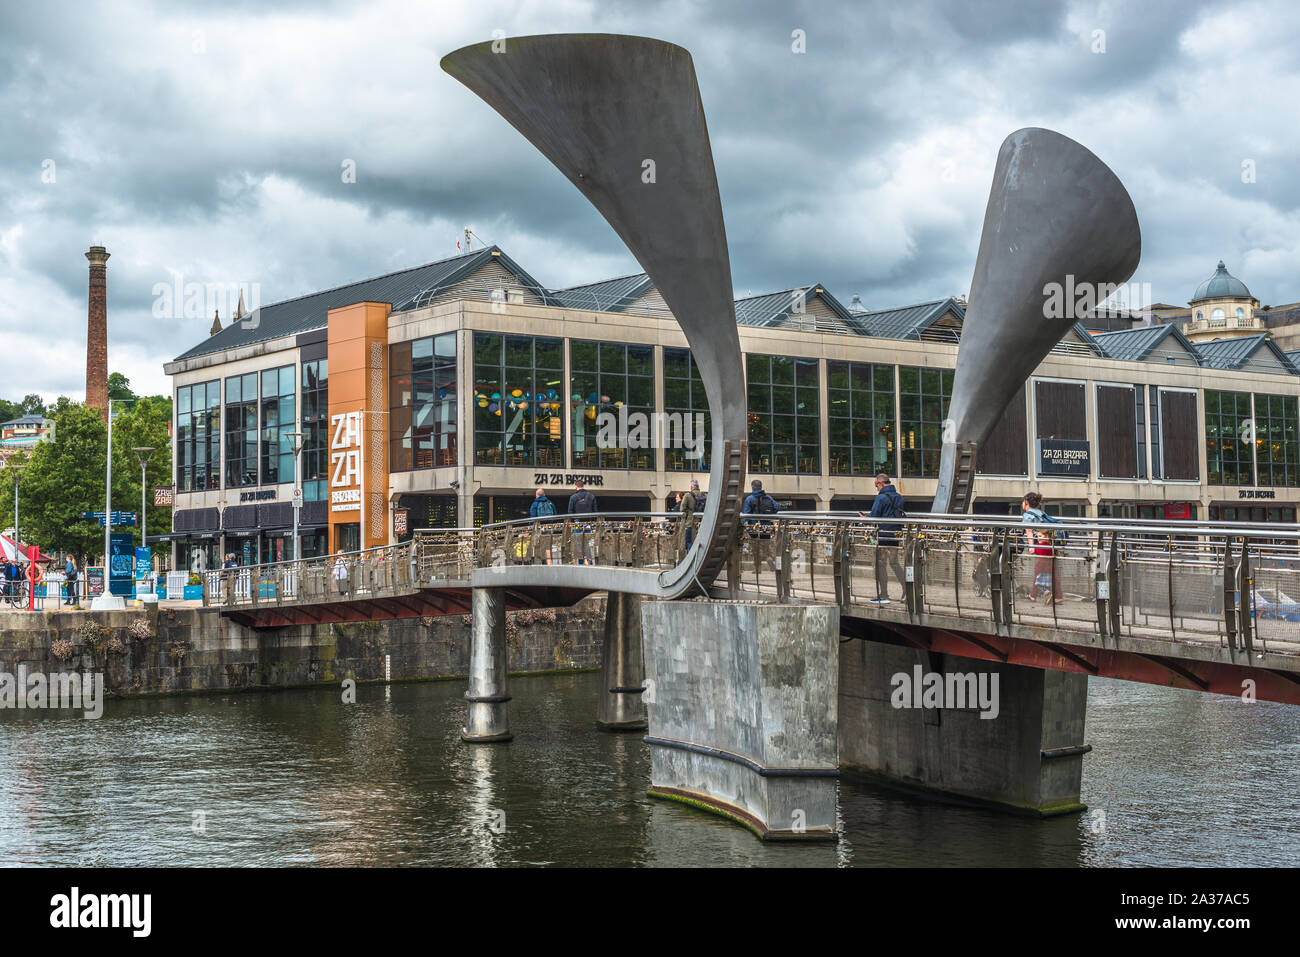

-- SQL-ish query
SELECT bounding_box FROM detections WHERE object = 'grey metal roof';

[1062,322,1106,355]
[550,273,654,312]
[734,284,861,330]
[1191,333,1297,373]
[1093,323,1199,363]
[1191,260,1252,301]
[849,298,965,340]
[173,246,545,361]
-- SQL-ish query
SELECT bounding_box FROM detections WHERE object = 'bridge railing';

[458,512,686,571]
[203,511,1300,659]
[718,513,1300,658]
[200,528,480,610]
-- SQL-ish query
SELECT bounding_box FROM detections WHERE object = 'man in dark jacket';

[567,479,596,515]
[567,480,597,564]
[530,488,556,519]
[680,479,701,550]
[868,473,906,604]
[742,479,779,540]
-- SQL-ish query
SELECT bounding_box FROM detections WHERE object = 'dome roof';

[1191,261,1251,302]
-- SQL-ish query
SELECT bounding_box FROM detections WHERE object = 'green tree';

[0,399,112,563]
[107,372,136,402]
[0,395,174,563]
[19,394,46,416]
[110,395,174,547]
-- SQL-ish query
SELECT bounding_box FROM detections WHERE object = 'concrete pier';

[839,636,1089,816]
[462,587,513,742]
[641,600,840,840]
[596,592,647,731]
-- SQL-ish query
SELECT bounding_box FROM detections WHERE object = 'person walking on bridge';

[568,479,597,564]
[868,473,907,604]
[1021,492,1063,604]
[530,488,558,564]
[679,479,703,551]
[530,487,556,519]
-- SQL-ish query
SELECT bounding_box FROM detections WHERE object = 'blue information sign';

[109,532,134,596]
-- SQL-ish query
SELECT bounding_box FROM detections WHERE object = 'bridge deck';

[199,514,1300,701]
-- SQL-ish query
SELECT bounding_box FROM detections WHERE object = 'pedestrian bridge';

[204,512,1300,706]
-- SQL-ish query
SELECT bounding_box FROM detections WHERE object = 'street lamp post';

[283,431,305,565]
[132,447,156,597]
[93,398,137,610]
[92,399,120,609]
[132,447,156,546]
[10,463,22,542]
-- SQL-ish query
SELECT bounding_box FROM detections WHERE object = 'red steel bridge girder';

[877,622,1300,707]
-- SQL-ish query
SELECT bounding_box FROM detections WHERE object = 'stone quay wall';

[0,597,607,699]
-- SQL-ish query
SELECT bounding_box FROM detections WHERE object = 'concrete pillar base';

[596,592,648,732]
[461,587,512,743]
[642,600,840,842]
[839,633,1089,816]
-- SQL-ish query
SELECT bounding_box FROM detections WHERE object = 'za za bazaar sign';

[330,411,364,513]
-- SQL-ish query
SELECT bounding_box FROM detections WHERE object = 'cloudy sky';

[2,0,1299,401]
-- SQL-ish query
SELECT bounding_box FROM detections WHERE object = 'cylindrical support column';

[462,587,513,742]
[597,592,648,731]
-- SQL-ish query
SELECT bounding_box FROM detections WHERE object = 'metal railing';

[191,510,1300,659]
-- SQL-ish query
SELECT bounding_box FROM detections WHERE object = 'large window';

[259,365,295,485]
[176,380,220,492]
[747,354,820,474]
[663,347,711,472]
[1096,384,1138,479]
[1255,393,1299,487]
[301,358,328,502]
[473,333,564,468]
[571,340,654,469]
[1206,390,1253,485]
[391,333,457,471]
[827,360,893,476]
[1152,388,1199,481]
[899,366,953,478]
[224,373,258,488]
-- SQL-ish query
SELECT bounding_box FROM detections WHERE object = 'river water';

[2,673,1297,867]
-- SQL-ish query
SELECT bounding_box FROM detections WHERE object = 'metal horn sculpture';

[932,128,1141,514]
[442,34,747,598]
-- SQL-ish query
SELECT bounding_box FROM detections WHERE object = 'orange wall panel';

[327,302,391,553]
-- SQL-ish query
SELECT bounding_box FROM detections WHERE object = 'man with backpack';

[868,473,907,604]
[680,479,705,550]
[1021,491,1063,604]
[742,479,780,539]
[530,488,557,519]
[568,479,597,564]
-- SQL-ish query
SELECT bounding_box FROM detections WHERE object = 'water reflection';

[1,674,1297,866]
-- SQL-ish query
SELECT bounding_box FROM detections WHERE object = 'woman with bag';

[1020,493,1062,604]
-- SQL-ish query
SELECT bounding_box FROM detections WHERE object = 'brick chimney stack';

[85,245,110,421]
